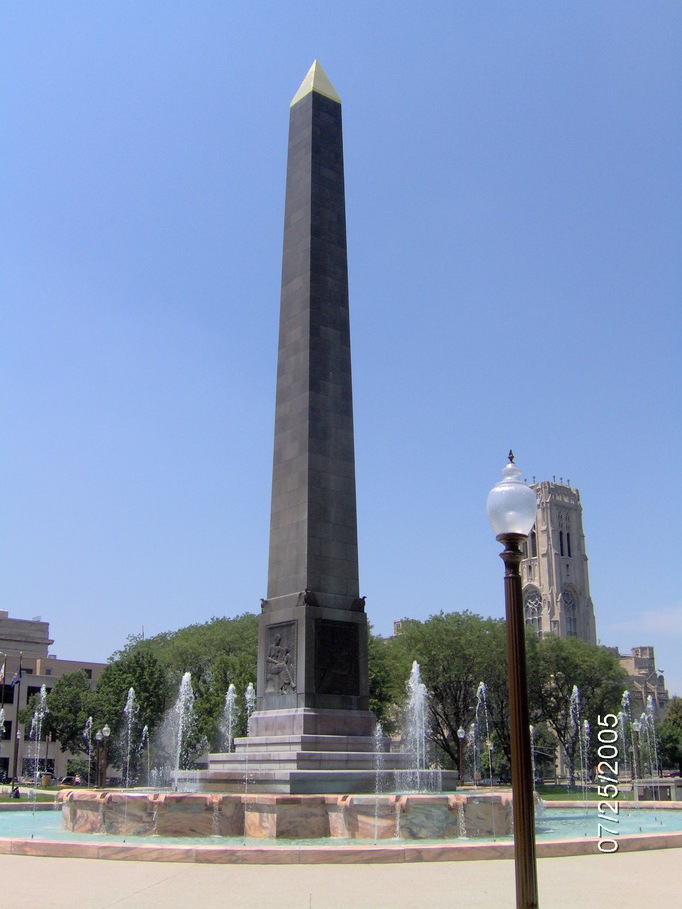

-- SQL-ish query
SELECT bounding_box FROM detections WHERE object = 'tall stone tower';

[252,60,372,739]
[203,63,428,795]
[521,479,597,645]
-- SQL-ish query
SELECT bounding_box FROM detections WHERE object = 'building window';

[567,532,572,558]
[563,588,578,637]
[1,721,11,741]
[84,669,92,680]
[530,530,537,558]
[1,685,13,705]
[559,531,564,557]
[524,589,543,637]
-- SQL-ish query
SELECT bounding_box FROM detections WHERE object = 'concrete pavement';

[0,848,677,908]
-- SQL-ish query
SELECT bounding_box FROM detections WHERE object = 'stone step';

[209,750,412,771]
[194,767,459,795]
[224,734,391,754]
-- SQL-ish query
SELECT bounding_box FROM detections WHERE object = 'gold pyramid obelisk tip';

[290,60,341,107]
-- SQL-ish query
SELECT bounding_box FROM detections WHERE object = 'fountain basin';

[58,789,513,840]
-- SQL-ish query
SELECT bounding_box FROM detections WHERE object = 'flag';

[10,656,22,687]
[0,657,5,685]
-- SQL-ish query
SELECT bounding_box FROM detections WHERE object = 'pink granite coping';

[0,830,679,864]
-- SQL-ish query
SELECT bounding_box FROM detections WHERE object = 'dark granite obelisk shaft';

[267,73,359,608]
[254,62,371,732]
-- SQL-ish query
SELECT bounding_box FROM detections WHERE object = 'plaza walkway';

[0,848,676,908]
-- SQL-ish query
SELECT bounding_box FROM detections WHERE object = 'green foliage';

[531,635,628,782]
[385,612,511,767]
[97,613,259,773]
[658,696,682,773]
[66,755,91,780]
[97,645,167,734]
[367,627,397,732]
[130,614,259,750]
[530,722,559,780]
[21,671,97,757]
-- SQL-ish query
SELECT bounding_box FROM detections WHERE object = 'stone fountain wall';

[58,790,513,840]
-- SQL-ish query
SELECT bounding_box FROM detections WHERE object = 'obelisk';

[252,61,374,740]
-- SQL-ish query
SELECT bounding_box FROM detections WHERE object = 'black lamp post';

[487,452,539,909]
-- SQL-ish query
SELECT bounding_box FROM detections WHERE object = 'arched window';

[563,588,578,637]
[524,589,543,637]
[566,532,571,558]
[530,529,537,558]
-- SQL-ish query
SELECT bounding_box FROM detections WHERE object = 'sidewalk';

[0,848,677,908]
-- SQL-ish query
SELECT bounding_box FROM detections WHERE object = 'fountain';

[475,681,494,791]
[28,686,49,787]
[141,725,151,787]
[59,663,510,842]
[219,684,239,753]
[47,665,680,850]
[395,662,441,793]
[155,673,197,792]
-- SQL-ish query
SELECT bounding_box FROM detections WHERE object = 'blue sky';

[2,3,680,697]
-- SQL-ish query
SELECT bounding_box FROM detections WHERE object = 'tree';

[95,644,168,776]
[20,671,97,758]
[657,696,682,774]
[531,635,628,784]
[103,614,259,755]
[386,612,510,768]
[367,627,396,732]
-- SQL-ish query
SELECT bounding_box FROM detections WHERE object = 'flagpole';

[0,653,6,711]
[10,653,22,791]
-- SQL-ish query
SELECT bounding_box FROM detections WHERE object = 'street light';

[101,725,111,788]
[487,451,539,909]
[457,726,466,784]
[95,731,103,787]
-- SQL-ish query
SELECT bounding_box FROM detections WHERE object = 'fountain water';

[529,724,537,795]
[123,688,139,789]
[568,685,584,793]
[169,673,195,792]
[395,662,441,793]
[474,681,497,838]
[646,695,661,780]
[476,681,495,790]
[82,716,93,787]
[29,686,49,786]
[242,682,256,800]
[27,686,49,832]
[219,684,239,753]
[373,721,385,840]
[620,691,632,778]
[141,725,150,787]
[467,721,477,786]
